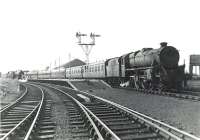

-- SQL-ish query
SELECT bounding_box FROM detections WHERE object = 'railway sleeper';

[97,115,125,120]
[95,111,121,117]
[106,121,138,127]
[39,125,55,130]
[71,127,89,133]
[108,123,142,131]
[70,132,91,139]
[0,128,12,133]
[37,134,55,140]
[1,118,24,122]
[87,107,115,112]
[101,117,129,122]
[7,110,31,114]
[120,132,164,140]
[69,120,85,125]
[69,124,87,129]
[113,127,151,136]
[68,112,81,116]
[89,109,117,114]
[0,121,20,125]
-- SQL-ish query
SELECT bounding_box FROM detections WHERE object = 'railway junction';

[0,77,200,140]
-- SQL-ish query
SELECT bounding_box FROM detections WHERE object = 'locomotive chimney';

[160,42,168,47]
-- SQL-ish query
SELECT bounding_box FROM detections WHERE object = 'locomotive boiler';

[128,42,179,68]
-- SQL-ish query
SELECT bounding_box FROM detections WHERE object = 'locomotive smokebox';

[159,44,179,68]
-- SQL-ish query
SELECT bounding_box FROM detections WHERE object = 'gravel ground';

[71,80,200,137]
[0,78,21,109]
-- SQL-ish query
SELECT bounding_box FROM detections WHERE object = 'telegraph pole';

[68,53,71,80]
[76,32,100,64]
[59,56,60,72]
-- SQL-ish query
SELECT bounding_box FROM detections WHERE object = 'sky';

[0,0,200,73]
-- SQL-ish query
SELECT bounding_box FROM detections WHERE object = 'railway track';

[32,81,200,140]
[0,83,55,140]
[35,82,108,139]
[115,86,200,102]
[0,85,27,112]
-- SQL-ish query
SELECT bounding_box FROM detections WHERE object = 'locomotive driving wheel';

[130,76,139,89]
[141,80,151,89]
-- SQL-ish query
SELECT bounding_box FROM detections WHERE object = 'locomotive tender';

[27,42,185,90]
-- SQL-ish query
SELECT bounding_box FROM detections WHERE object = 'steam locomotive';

[27,42,185,90]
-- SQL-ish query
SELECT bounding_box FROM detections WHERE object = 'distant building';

[54,59,86,69]
[189,55,200,79]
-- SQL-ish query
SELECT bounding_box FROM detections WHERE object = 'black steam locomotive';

[27,42,185,90]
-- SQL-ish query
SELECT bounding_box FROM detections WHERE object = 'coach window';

[97,65,99,72]
[121,59,124,65]
[94,66,97,72]
[101,65,104,70]
[96,65,98,72]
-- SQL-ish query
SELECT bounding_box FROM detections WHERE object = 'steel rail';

[36,82,121,139]
[48,86,105,140]
[83,91,200,140]
[0,83,43,140]
[50,83,200,140]
[30,81,200,140]
[39,83,109,140]
[0,104,40,140]
[82,105,121,140]
[24,83,44,140]
[0,85,28,113]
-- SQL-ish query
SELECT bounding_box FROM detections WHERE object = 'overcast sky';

[0,0,200,73]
